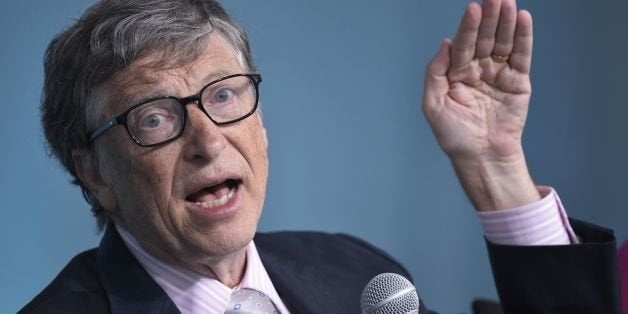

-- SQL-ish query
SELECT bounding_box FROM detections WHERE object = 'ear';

[72,148,118,211]
[261,126,268,150]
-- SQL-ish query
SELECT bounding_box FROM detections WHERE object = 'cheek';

[102,144,180,213]
[249,129,269,204]
[244,121,269,177]
[227,118,269,197]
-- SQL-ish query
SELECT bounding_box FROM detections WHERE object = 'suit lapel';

[258,245,340,313]
[97,224,180,314]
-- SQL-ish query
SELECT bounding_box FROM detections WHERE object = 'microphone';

[360,273,428,314]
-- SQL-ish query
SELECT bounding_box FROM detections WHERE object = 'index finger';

[450,3,482,70]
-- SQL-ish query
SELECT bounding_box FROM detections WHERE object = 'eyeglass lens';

[126,75,257,146]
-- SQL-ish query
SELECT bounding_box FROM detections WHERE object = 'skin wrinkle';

[87,33,268,286]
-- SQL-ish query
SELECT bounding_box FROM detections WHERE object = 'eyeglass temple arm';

[89,118,120,142]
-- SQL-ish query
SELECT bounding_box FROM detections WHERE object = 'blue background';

[2,1,627,313]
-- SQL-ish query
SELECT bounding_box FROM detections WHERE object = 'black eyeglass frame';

[88,73,262,147]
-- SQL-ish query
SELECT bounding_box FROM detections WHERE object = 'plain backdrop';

[1,1,627,313]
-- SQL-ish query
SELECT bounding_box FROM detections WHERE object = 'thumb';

[422,38,451,117]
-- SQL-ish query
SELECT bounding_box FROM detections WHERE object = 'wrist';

[450,150,540,212]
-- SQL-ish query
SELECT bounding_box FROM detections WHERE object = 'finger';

[492,0,517,57]
[475,0,502,58]
[450,3,482,70]
[423,39,451,113]
[427,39,451,78]
[509,10,533,73]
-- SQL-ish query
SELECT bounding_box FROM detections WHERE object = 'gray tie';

[224,288,280,314]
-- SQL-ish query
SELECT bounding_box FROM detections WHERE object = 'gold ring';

[491,54,510,63]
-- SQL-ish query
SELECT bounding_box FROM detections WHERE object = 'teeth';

[195,186,235,209]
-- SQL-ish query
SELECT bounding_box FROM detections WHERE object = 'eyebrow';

[113,69,241,112]
[199,69,235,87]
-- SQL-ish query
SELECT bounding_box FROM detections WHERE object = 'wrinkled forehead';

[100,33,246,117]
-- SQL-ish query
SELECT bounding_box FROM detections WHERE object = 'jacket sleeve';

[486,218,621,314]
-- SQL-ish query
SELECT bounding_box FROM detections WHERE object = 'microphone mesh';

[360,273,421,314]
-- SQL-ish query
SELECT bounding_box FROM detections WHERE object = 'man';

[23,0,619,313]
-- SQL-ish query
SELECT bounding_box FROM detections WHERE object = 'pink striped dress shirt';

[477,186,578,245]
[116,186,574,313]
[116,226,290,314]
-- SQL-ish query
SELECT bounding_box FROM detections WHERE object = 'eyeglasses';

[89,73,261,147]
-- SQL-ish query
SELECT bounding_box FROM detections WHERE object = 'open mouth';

[185,179,240,209]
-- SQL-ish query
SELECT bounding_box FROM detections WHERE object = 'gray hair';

[41,0,255,230]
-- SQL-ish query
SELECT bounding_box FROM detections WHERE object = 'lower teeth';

[195,187,234,209]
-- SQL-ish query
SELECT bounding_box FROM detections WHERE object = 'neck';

[188,248,248,288]
[114,222,249,288]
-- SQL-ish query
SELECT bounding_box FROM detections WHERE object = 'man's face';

[93,33,268,268]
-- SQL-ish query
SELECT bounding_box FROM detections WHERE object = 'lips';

[185,179,240,209]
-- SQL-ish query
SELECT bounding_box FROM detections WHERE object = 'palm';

[424,0,533,161]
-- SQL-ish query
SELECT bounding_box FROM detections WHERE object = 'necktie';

[225,288,280,314]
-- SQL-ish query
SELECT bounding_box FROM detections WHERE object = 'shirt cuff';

[477,186,579,246]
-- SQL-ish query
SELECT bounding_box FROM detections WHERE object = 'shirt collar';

[115,225,289,313]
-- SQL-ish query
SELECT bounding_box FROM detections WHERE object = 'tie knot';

[225,288,280,314]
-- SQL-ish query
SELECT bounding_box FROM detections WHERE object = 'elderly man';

[23,0,619,313]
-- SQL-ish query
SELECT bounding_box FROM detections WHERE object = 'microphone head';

[360,273,422,314]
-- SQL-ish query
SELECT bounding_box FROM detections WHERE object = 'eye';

[214,89,234,103]
[140,114,166,129]
[134,105,176,131]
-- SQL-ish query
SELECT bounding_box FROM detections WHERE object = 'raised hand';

[422,0,540,211]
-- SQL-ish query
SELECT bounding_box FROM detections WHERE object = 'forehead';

[104,33,244,115]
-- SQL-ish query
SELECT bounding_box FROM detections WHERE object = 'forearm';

[451,149,540,212]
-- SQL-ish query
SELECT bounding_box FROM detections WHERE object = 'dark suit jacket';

[487,219,620,314]
[21,219,620,314]
[21,224,413,314]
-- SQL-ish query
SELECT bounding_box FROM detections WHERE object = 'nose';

[181,103,227,163]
